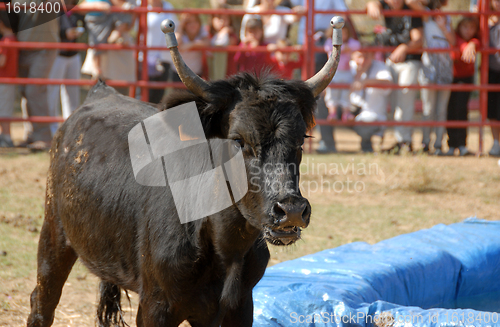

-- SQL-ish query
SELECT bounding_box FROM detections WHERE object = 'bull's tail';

[97,281,130,327]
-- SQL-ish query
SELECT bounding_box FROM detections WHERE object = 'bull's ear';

[287,80,317,131]
[200,80,241,138]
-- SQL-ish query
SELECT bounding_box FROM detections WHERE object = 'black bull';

[27,74,319,327]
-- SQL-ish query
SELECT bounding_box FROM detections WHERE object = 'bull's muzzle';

[273,200,310,229]
[265,197,311,246]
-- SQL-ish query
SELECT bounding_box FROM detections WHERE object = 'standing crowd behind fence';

[0,0,499,155]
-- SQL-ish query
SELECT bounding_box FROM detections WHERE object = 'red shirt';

[451,33,480,79]
[269,55,303,80]
[233,42,272,75]
[0,34,18,78]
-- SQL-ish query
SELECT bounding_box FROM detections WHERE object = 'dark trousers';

[488,69,500,121]
[447,76,473,148]
[149,63,171,104]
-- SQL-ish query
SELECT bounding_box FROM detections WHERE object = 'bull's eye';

[233,139,244,149]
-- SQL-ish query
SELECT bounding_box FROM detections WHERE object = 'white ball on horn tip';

[330,16,344,45]
[330,16,345,29]
[161,19,178,48]
[161,19,175,34]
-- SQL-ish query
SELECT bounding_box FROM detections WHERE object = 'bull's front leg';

[220,292,254,327]
[138,287,183,327]
[221,242,269,327]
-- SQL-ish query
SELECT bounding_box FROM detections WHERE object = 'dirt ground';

[1,122,499,327]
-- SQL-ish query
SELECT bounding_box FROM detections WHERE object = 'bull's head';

[161,17,344,246]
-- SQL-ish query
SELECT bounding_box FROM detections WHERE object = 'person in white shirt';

[240,0,302,44]
[349,49,393,152]
[145,0,178,103]
[171,13,210,80]
[290,0,347,44]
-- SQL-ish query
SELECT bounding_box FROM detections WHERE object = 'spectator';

[208,5,239,80]
[367,0,424,154]
[172,13,210,81]
[81,0,113,79]
[470,0,478,12]
[290,0,348,46]
[324,25,360,121]
[103,0,137,95]
[107,0,135,46]
[412,0,455,155]
[0,18,17,148]
[268,39,303,79]
[81,0,136,94]
[488,0,500,157]
[446,17,479,156]
[16,0,60,150]
[145,0,178,103]
[349,49,393,152]
[47,9,85,136]
[240,0,301,45]
[233,17,271,73]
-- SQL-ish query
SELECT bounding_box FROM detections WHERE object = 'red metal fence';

[0,0,499,151]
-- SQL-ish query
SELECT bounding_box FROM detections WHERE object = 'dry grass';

[1,125,500,326]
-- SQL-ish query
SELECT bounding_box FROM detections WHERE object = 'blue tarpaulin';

[253,218,500,326]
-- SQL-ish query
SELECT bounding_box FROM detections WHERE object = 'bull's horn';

[305,16,345,97]
[161,19,211,101]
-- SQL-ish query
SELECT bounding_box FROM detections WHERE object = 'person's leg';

[18,51,33,142]
[434,89,451,150]
[447,77,472,149]
[0,84,16,147]
[316,94,336,152]
[148,63,170,104]
[324,86,342,113]
[61,54,82,118]
[392,60,420,146]
[488,70,500,155]
[420,87,436,149]
[354,125,380,152]
[23,50,58,145]
[48,55,65,136]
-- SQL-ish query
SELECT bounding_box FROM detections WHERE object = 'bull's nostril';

[273,203,287,218]
[302,204,311,223]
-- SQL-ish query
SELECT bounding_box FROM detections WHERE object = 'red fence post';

[140,0,149,102]
[305,0,316,152]
[479,0,490,154]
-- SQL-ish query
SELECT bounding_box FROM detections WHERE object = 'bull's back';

[47,85,161,289]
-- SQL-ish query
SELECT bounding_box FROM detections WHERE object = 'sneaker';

[421,143,430,153]
[0,135,14,148]
[335,105,343,121]
[316,141,337,154]
[435,148,454,156]
[489,142,500,157]
[384,142,411,155]
[458,146,471,156]
[26,140,51,152]
[360,140,373,153]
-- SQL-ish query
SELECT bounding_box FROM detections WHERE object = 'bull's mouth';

[263,226,301,246]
